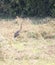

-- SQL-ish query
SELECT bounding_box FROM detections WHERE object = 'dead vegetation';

[0,17,55,65]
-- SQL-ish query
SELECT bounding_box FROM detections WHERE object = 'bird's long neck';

[19,21,23,32]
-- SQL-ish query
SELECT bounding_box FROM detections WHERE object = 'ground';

[0,17,55,65]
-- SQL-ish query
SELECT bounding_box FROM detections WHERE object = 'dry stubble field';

[0,17,55,65]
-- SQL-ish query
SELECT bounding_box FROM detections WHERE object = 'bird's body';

[14,30,20,38]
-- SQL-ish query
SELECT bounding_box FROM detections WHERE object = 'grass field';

[0,17,55,65]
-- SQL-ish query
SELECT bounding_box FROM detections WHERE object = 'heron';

[14,20,23,38]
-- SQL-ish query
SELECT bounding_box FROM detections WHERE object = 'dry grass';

[0,17,55,65]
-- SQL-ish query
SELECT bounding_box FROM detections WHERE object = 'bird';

[14,20,23,38]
